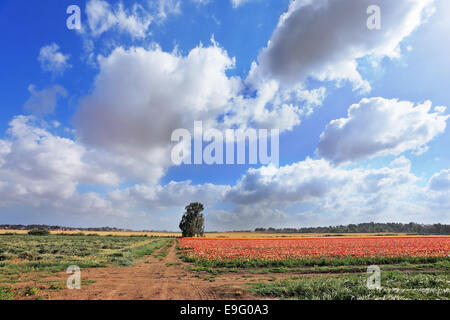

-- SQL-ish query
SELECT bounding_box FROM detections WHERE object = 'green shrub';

[18,251,37,261]
[25,285,41,296]
[70,232,86,236]
[27,229,50,236]
[0,254,11,261]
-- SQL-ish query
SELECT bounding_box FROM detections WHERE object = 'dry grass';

[0,230,410,238]
[0,230,179,237]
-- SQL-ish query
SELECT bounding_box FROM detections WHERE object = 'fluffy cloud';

[73,40,326,185]
[317,97,448,165]
[23,85,67,115]
[207,205,288,231]
[0,116,230,228]
[429,169,450,192]
[155,0,181,21]
[0,115,447,229]
[232,0,434,132]
[86,0,152,38]
[74,38,327,160]
[425,169,450,212]
[0,116,119,208]
[252,0,434,91]
[293,86,327,116]
[74,43,241,166]
[224,80,297,131]
[226,159,349,205]
[211,156,445,229]
[38,43,71,75]
[225,157,417,207]
[108,181,230,210]
[222,79,327,132]
[0,115,188,210]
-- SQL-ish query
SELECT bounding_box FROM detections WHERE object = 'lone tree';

[179,202,205,237]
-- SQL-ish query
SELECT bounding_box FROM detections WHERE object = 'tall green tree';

[179,202,205,237]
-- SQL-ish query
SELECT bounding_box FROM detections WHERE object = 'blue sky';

[0,0,449,231]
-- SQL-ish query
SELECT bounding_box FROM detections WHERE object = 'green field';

[249,270,450,300]
[0,234,169,299]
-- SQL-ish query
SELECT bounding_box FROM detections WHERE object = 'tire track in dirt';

[158,243,173,299]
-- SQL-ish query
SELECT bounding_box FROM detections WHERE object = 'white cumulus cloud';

[24,85,67,115]
[74,42,241,168]
[251,0,434,91]
[38,43,71,75]
[0,116,119,207]
[86,0,152,38]
[429,169,450,192]
[317,97,448,165]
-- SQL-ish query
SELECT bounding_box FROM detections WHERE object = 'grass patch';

[190,266,240,275]
[181,254,450,268]
[153,239,174,260]
[0,286,15,300]
[166,262,181,267]
[0,234,170,281]
[249,271,450,300]
[0,234,170,300]
[243,260,450,275]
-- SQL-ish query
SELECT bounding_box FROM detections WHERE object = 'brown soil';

[48,241,277,300]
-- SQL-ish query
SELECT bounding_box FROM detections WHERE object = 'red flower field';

[178,237,450,264]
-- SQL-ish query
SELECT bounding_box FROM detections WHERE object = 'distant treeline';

[255,222,450,235]
[2,222,449,235]
[0,224,128,232]
[0,224,174,233]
